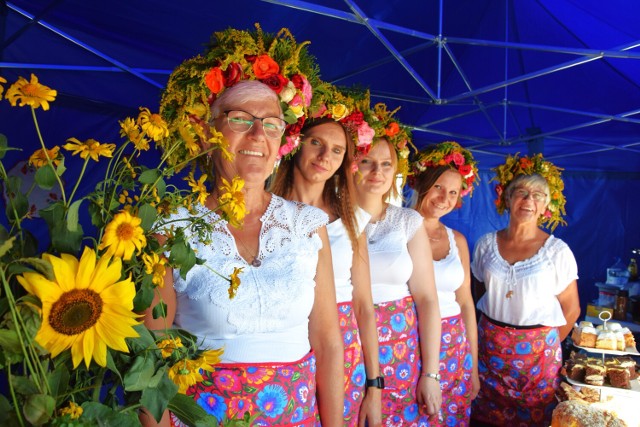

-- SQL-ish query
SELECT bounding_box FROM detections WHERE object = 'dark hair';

[412,165,454,212]
[270,118,360,250]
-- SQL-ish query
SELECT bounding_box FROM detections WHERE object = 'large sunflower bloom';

[63,137,116,162]
[138,107,169,142]
[16,247,140,368]
[99,210,147,260]
[217,176,246,228]
[5,74,57,110]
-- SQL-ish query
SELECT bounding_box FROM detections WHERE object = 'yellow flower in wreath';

[168,359,204,394]
[16,247,140,368]
[142,252,167,287]
[5,73,57,110]
[99,210,147,260]
[29,146,61,168]
[59,401,83,419]
[137,107,170,141]
[217,176,246,228]
[63,137,116,161]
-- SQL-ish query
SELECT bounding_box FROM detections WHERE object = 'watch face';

[366,376,385,389]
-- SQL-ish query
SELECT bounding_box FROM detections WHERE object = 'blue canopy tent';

[2,0,640,312]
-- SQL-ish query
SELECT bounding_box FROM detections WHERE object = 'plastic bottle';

[628,258,638,281]
[614,289,629,321]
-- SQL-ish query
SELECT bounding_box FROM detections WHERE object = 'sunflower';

[16,247,140,368]
[196,348,224,370]
[168,359,204,394]
[99,210,147,260]
[142,252,167,287]
[157,336,184,359]
[217,176,246,228]
[29,146,61,168]
[137,107,169,142]
[5,73,57,110]
[63,137,116,162]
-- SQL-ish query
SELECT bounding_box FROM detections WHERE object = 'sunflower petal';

[76,247,97,289]
[82,329,97,368]
[47,253,79,292]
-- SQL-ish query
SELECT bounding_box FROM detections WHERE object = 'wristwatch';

[365,376,385,389]
[422,372,441,382]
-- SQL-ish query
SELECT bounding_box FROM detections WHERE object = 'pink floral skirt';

[338,302,366,426]
[375,296,428,427]
[471,316,561,427]
[170,352,317,426]
[431,314,473,427]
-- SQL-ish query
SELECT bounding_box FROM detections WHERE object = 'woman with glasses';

[271,114,382,427]
[469,154,580,427]
[143,27,343,427]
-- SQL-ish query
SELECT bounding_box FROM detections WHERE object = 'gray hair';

[211,80,283,119]
[504,173,551,205]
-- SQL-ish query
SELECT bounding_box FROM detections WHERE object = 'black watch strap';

[365,376,385,389]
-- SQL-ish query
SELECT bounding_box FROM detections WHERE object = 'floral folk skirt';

[170,352,317,427]
[339,302,366,426]
[470,316,561,427]
[431,314,473,427]
[375,296,428,427]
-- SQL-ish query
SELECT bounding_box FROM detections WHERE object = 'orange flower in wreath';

[385,122,400,137]
[252,55,279,79]
[205,67,225,94]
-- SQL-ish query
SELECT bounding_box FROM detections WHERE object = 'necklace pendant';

[251,257,261,268]
[505,290,514,299]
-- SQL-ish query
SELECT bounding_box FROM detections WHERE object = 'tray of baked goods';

[561,351,639,392]
[570,319,639,355]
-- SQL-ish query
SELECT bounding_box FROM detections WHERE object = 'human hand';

[470,370,481,400]
[358,388,382,427]
[416,376,442,417]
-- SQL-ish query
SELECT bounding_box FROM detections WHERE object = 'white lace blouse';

[471,231,578,326]
[327,208,370,303]
[434,226,464,318]
[162,195,328,363]
[365,205,423,304]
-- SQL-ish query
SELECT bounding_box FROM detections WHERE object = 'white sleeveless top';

[365,205,423,304]
[162,195,328,363]
[434,226,464,318]
[471,231,578,326]
[327,208,371,303]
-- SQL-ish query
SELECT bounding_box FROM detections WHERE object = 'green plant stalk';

[67,156,90,205]
[6,368,26,427]
[0,160,25,242]
[31,107,66,204]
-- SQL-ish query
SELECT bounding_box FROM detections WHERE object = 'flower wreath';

[158,23,323,168]
[492,152,567,231]
[365,102,416,186]
[409,141,479,197]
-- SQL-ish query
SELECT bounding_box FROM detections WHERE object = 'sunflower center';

[116,222,135,240]
[49,289,103,335]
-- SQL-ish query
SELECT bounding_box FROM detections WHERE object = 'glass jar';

[614,289,629,321]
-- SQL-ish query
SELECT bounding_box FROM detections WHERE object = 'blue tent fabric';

[2,0,640,315]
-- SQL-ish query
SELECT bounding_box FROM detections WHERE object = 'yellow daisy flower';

[0,76,6,97]
[156,336,183,359]
[137,107,169,142]
[119,117,149,151]
[5,74,57,110]
[142,252,167,287]
[217,176,246,229]
[63,137,116,162]
[59,401,83,419]
[28,146,61,168]
[168,359,203,394]
[184,173,209,206]
[195,347,224,372]
[228,267,243,299]
[98,210,147,261]
[16,247,140,368]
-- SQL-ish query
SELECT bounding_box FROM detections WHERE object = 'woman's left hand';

[471,370,481,400]
[358,388,382,427]
[417,376,442,417]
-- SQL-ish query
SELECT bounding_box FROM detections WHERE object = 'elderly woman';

[470,153,581,427]
[353,105,442,425]
[271,114,382,427]
[143,79,343,427]
[409,142,480,427]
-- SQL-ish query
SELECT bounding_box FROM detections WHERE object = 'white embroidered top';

[471,232,579,326]
[162,195,328,363]
[365,205,423,304]
[434,226,464,318]
[328,208,371,303]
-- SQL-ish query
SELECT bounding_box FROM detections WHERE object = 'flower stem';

[31,107,66,204]
[67,156,90,204]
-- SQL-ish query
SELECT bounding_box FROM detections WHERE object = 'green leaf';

[67,199,84,232]
[133,281,154,313]
[46,363,70,402]
[34,163,57,189]
[138,203,157,232]
[81,402,140,426]
[139,169,160,185]
[282,105,298,124]
[0,235,16,258]
[20,257,54,280]
[0,394,13,423]
[155,178,167,198]
[141,373,178,422]
[0,328,22,355]
[23,393,55,426]
[39,201,66,231]
[50,221,84,254]
[169,240,196,279]
[0,134,7,159]
[12,375,40,396]
[123,355,156,391]
[5,191,29,223]
[166,388,219,427]
[152,301,168,319]
[126,324,156,353]
[148,364,169,388]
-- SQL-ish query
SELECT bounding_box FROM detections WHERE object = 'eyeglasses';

[223,110,286,139]
[513,188,547,202]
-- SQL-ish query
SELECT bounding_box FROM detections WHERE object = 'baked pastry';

[619,327,635,349]
[578,320,594,328]
[596,331,618,350]
[606,322,622,331]
[567,363,586,382]
[614,331,626,351]
[551,400,627,427]
[607,367,631,389]
[572,325,597,347]
[584,374,604,386]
